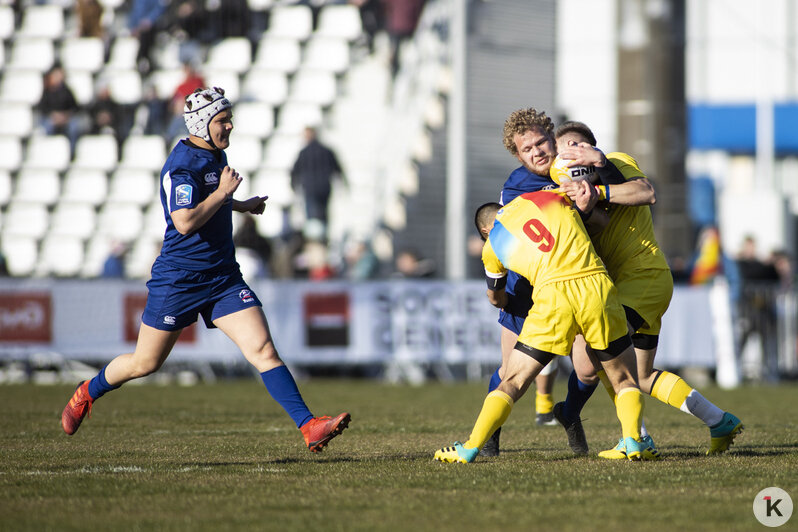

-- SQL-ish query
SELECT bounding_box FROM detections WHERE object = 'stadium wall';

[0,279,737,380]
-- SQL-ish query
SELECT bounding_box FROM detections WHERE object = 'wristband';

[595,185,609,201]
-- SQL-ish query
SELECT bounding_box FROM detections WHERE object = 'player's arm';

[598,153,656,206]
[233,195,269,215]
[171,166,241,234]
[568,179,609,236]
[482,240,508,309]
[485,275,508,309]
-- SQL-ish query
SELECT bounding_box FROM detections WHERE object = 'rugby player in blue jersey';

[61,88,350,453]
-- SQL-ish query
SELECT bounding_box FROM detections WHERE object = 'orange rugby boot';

[300,412,351,452]
[61,381,93,435]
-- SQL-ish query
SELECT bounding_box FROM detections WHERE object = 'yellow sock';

[615,387,644,441]
[464,390,514,449]
[535,391,554,414]
[650,371,692,409]
[597,369,616,405]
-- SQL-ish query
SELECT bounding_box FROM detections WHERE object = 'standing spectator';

[37,64,83,153]
[127,0,168,74]
[101,241,129,278]
[76,0,104,39]
[60,87,351,453]
[381,0,426,76]
[290,126,345,242]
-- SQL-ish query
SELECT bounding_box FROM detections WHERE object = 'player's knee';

[129,358,163,378]
[247,340,281,368]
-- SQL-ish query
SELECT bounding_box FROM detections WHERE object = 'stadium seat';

[125,235,160,278]
[81,234,113,278]
[288,70,337,107]
[204,71,240,103]
[23,134,71,171]
[150,36,181,70]
[253,37,301,73]
[276,102,323,134]
[149,68,184,100]
[119,135,167,171]
[61,168,108,206]
[2,201,50,239]
[0,103,34,138]
[0,136,23,171]
[253,205,285,238]
[241,69,288,106]
[73,134,119,172]
[65,70,95,106]
[143,201,166,239]
[253,167,293,206]
[60,37,105,73]
[265,4,313,41]
[13,169,61,206]
[247,0,275,11]
[231,102,274,137]
[106,36,140,71]
[0,170,11,207]
[16,4,64,39]
[8,38,55,72]
[302,37,351,74]
[0,6,14,40]
[0,70,43,105]
[96,202,144,241]
[225,134,263,174]
[206,37,252,75]
[262,133,304,170]
[106,69,143,104]
[315,4,363,41]
[37,235,84,277]
[49,202,97,239]
[0,235,38,277]
[108,168,157,207]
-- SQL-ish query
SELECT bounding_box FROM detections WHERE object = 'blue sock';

[87,365,120,400]
[561,370,597,424]
[488,367,501,392]
[260,366,314,428]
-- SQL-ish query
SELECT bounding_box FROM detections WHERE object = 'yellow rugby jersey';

[482,191,606,289]
[592,152,670,278]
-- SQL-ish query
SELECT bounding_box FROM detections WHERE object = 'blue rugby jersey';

[499,165,556,205]
[157,140,236,271]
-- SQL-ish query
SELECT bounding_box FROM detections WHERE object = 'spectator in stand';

[101,241,129,278]
[127,0,168,74]
[393,248,435,278]
[88,80,128,145]
[381,0,426,76]
[290,126,346,243]
[234,214,273,279]
[37,64,83,153]
[350,0,384,53]
[165,62,206,141]
[342,237,380,280]
[76,0,104,39]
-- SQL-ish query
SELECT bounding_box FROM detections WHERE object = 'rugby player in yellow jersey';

[434,185,655,463]
[552,121,743,457]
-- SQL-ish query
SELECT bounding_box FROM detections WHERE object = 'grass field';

[1,378,796,531]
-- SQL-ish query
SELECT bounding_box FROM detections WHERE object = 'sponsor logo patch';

[204,172,218,185]
[239,289,255,303]
[175,184,193,206]
[164,315,176,326]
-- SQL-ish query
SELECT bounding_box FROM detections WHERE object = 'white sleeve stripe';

[484,269,506,279]
[163,171,172,212]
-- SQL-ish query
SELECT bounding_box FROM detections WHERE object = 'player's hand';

[571,179,599,214]
[218,166,242,198]
[240,195,269,215]
[557,141,607,168]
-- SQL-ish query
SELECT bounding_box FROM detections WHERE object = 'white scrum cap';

[184,87,231,142]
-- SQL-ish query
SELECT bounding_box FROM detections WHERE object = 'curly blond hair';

[502,108,555,155]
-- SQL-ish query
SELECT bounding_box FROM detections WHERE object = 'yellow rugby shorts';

[518,273,629,356]
[613,267,673,336]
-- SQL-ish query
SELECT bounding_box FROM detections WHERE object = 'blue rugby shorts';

[141,261,262,331]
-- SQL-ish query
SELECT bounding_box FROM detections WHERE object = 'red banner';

[0,293,52,342]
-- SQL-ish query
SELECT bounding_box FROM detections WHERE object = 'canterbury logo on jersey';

[204,172,219,184]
